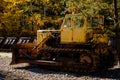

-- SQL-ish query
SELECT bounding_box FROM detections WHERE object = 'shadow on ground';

[0,71,26,80]
[15,65,120,80]
[88,68,120,79]
[0,72,6,80]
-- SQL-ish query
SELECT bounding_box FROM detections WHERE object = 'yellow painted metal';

[37,30,52,49]
[73,27,86,43]
[72,16,87,43]
[60,16,73,43]
[60,14,108,44]
[61,28,73,43]
[61,14,88,44]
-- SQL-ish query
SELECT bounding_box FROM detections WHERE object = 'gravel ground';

[0,52,120,80]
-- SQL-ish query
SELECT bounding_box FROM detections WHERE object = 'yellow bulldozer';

[10,14,116,73]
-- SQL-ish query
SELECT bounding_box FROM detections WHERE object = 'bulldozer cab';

[60,14,106,44]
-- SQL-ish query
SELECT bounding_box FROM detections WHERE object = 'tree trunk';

[113,0,120,66]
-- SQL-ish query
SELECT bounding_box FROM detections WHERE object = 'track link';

[37,47,99,73]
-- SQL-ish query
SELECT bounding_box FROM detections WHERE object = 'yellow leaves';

[42,0,50,4]
[64,0,109,16]
[54,4,59,9]
[4,0,13,2]
[1,0,27,32]
[66,1,74,8]
[3,0,24,19]
[4,0,30,12]
[26,13,44,29]
[34,14,44,27]
[3,12,11,17]
[4,0,30,3]
[34,14,41,20]
[24,0,30,2]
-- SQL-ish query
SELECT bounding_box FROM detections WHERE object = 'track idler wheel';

[79,51,93,72]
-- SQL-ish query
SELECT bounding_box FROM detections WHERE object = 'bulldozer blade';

[10,43,37,65]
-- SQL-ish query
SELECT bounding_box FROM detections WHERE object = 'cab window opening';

[87,17,91,27]
[64,18,71,28]
[92,17,98,27]
[99,17,104,26]
[74,17,84,27]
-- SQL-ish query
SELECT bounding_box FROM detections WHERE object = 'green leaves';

[63,0,109,16]
[0,0,119,37]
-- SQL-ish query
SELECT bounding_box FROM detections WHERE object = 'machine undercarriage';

[10,39,115,73]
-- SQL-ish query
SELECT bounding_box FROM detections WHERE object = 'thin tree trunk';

[113,0,119,66]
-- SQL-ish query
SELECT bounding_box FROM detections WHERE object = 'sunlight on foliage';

[64,0,109,16]
[0,0,119,37]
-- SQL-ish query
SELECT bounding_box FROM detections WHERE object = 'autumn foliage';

[0,0,119,37]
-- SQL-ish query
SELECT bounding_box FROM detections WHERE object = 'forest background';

[0,0,120,37]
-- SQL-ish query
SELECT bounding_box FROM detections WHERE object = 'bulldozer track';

[37,47,99,73]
